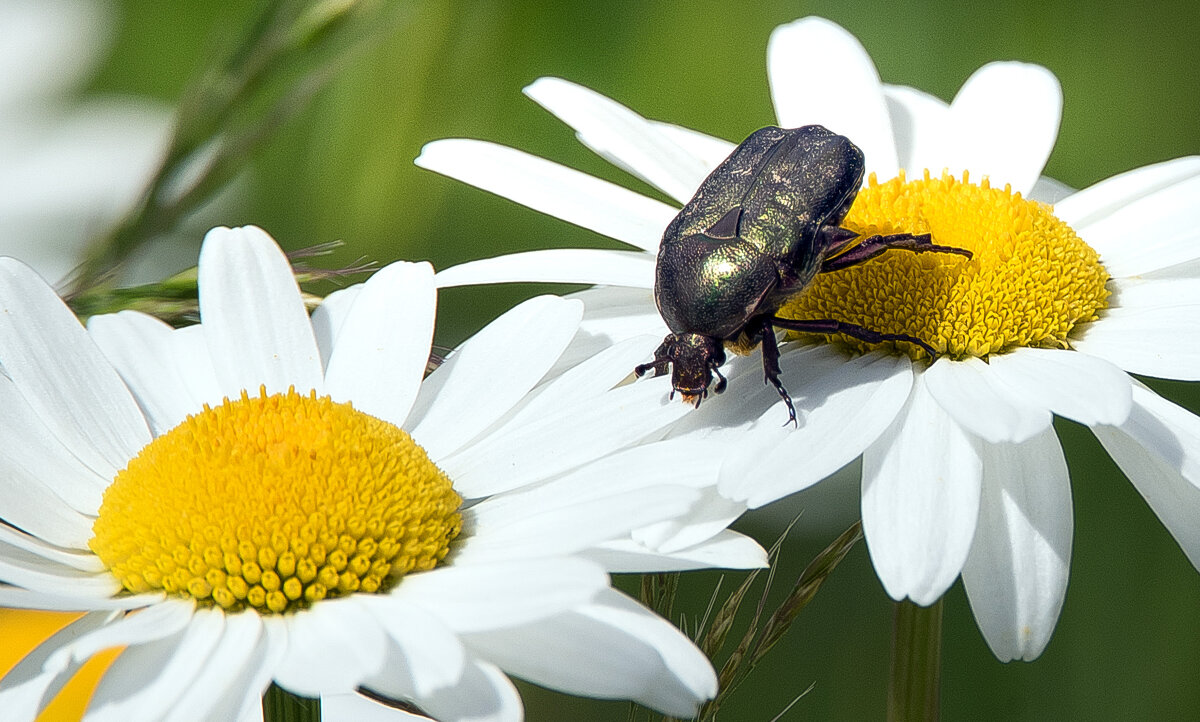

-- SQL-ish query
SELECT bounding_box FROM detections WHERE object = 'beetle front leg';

[820,233,971,274]
[757,318,798,426]
[769,316,939,359]
[634,342,671,379]
[634,358,669,378]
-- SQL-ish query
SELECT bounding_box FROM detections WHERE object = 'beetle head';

[637,332,728,407]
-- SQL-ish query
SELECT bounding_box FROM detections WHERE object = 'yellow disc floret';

[90,387,462,614]
[779,170,1109,358]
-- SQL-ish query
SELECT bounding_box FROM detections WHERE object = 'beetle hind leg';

[820,232,972,274]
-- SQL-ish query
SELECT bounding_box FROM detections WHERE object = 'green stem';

[887,598,942,722]
[262,684,320,722]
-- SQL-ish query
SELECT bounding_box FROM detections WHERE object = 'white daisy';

[414,16,1200,661]
[0,0,170,284]
[0,225,766,720]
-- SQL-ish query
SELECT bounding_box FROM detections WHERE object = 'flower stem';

[262,684,320,722]
[887,598,942,722]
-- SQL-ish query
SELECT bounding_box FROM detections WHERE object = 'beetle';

[634,125,971,424]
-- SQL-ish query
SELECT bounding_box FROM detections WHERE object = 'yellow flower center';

[779,171,1109,358]
[90,387,462,614]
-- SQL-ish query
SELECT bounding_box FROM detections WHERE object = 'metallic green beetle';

[634,125,970,424]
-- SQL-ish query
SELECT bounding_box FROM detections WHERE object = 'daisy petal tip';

[770,16,857,45]
[521,75,570,99]
[975,60,1061,91]
[413,138,474,170]
[200,225,283,262]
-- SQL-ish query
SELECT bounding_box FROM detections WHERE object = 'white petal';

[416,139,678,253]
[666,342,838,437]
[883,84,949,176]
[1054,156,1200,234]
[551,286,665,374]
[0,0,108,103]
[320,693,429,722]
[0,375,103,547]
[632,484,747,554]
[1029,175,1075,204]
[962,427,1072,661]
[88,311,195,435]
[861,373,983,605]
[168,324,224,410]
[439,376,692,497]
[524,77,712,203]
[1109,277,1200,309]
[924,356,1051,443]
[1106,379,1200,489]
[394,558,607,634]
[1094,384,1200,570]
[310,284,362,370]
[45,599,194,674]
[944,62,1061,195]
[584,529,767,572]
[0,522,102,572]
[1072,304,1200,380]
[87,607,227,720]
[0,588,160,611]
[418,658,522,722]
[197,226,323,397]
[226,617,289,722]
[1058,157,1200,277]
[462,587,714,718]
[0,258,150,478]
[767,17,899,179]
[435,248,654,289]
[504,335,662,426]
[455,483,697,565]
[0,547,119,598]
[324,261,436,427]
[452,437,711,553]
[983,347,1132,427]
[648,121,735,169]
[717,348,914,507]
[0,610,113,719]
[274,598,388,697]
[407,296,582,461]
[166,612,265,722]
[361,596,466,697]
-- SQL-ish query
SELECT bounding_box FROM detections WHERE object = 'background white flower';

[0,225,765,720]
[414,16,1200,662]
[0,0,171,285]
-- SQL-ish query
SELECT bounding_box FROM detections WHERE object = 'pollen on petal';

[779,171,1110,359]
[90,387,462,614]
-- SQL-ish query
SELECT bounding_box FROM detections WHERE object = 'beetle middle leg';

[755,317,798,426]
[820,233,971,273]
[769,316,939,359]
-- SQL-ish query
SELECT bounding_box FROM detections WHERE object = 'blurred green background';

[88,0,1200,719]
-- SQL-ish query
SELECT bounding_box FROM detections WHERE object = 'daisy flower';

[0,225,766,720]
[0,0,170,284]
[414,16,1200,661]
